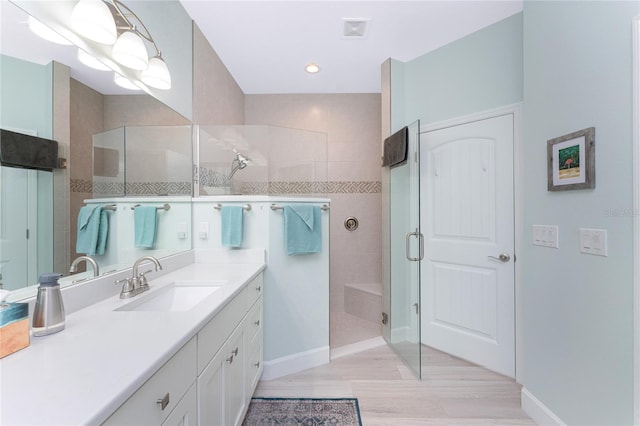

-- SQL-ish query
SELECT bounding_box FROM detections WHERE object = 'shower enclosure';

[195,125,327,196]
[388,120,422,378]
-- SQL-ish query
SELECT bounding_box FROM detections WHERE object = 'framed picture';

[547,127,595,191]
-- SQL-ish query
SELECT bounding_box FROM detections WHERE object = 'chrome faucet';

[69,256,99,278]
[116,256,163,299]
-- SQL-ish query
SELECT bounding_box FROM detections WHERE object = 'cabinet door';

[197,347,226,426]
[225,326,246,426]
[162,384,197,426]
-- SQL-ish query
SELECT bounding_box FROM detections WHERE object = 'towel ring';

[214,203,252,211]
[270,203,330,211]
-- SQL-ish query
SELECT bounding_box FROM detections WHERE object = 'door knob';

[488,253,510,262]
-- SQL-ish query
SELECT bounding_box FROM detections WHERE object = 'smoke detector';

[342,18,370,38]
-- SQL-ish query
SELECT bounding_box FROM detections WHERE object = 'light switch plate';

[533,225,559,248]
[177,222,187,239]
[199,222,209,240]
[579,228,607,256]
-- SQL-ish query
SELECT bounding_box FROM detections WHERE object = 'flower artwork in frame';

[547,127,595,191]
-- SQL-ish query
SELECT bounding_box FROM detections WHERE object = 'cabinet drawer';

[246,298,262,343]
[103,338,197,426]
[161,383,197,426]
[247,274,263,307]
[198,286,248,374]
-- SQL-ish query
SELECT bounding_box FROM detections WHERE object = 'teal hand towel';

[283,205,321,255]
[134,206,158,249]
[221,206,244,248]
[76,205,106,255]
[95,208,109,255]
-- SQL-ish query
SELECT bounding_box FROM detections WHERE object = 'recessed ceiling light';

[306,63,320,74]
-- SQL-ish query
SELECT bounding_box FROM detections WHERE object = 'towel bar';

[130,203,171,211]
[270,203,330,211]
[214,203,252,212]
[101,204,117,211]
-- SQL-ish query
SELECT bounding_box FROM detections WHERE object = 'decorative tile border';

[74,177,380,196]
[239,180,381,195]
[70,178,93,193]
[72,180,190,196]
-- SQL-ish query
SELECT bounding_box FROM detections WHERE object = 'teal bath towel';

[283,205,321,255]
[134,206,158,249]
[76,205,109,256]
[221,205,244,248]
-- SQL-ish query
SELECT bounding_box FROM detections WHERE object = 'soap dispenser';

[32,273,65,336]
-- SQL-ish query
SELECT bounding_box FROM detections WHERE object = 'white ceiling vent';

[342,18,370,38]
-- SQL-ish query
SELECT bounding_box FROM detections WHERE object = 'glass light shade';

[141,56,171,90]
[28,16,72,45]
[113,73,141,91]
[112,31,149,70]
[71,0,117,45]
[77,49,111,71]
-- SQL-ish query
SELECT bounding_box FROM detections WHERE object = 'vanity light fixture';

[141,54,172,90]
[71,0,117,45]
[112,29,148,70]
[77,49,111,71]
[113,72,141,91]
[70,0,172,90]
[305,63,320,74]
[28,16,73,45]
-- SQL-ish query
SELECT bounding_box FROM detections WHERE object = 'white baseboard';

[261,346,330,380]
[330,336,386,360]
[521,387,566,426]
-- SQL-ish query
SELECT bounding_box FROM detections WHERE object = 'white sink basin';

[115,280,226,312]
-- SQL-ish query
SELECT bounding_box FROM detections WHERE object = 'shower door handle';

[405,229,424,261]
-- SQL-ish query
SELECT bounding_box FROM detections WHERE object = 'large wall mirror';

[1,0,194,298]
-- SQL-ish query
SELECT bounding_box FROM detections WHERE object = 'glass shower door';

[388,120,422,378]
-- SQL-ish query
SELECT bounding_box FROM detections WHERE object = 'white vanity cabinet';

[102,338,198,426]
[102,273,264,426]
[197,273,264,426]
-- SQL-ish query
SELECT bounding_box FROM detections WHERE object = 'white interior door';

[421,114,515,378]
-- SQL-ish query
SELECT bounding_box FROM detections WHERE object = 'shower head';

[235,153,250,169]
[227,152,251,181]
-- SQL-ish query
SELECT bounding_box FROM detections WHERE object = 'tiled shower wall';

[244,94,382,314]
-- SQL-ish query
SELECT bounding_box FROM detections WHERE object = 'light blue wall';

[522,2,639,424]
[0,54,53,137]
[398,12,523,128]
[389,3,640,423]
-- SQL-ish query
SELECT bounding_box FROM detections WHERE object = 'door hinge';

[381,312,388,325]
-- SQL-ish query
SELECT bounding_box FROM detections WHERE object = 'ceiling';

[1,0,523,96]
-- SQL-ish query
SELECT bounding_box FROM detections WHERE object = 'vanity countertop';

[0,255,265,425]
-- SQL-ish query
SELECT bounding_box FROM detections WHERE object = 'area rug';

[242,397,362,426]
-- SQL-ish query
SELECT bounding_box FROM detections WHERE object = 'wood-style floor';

[254,343,535,425]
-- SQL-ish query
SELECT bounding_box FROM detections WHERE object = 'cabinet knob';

[156,393,170,411]
[254,361,261,368]
[255,285,261,292]
[226,355,234,364]
[254,320,260,326]
[232,347,239,356]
